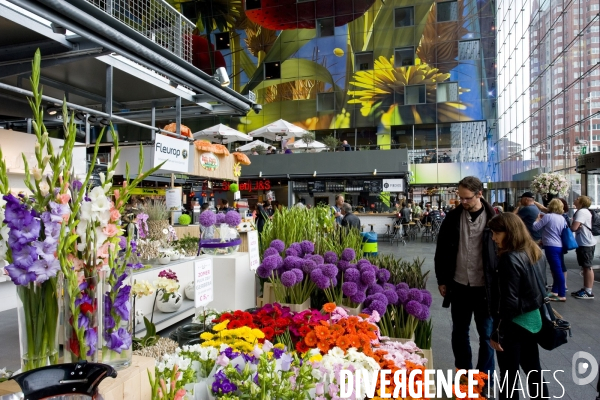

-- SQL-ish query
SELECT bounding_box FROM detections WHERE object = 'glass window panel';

[437,82,459,102]
[394,6,414,28]
[406,85,426,104]
[355,52,373,71]
[437,1,458,22]
[458,40,481,60]
[317,92,335,111]
[317,18,334,37]
[394,47,415,67]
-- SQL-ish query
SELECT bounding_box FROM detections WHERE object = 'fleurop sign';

[382,179,405,192]
[153,133,190,173]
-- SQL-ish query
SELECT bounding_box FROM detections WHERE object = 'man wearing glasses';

[435,176,497,388]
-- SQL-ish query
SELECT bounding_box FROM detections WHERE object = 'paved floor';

[0,240,599,399]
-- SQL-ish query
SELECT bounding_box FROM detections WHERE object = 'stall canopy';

[288,139,326,151]
[248,119,308,141]
[193,124,252,144]
[236,139,271,152]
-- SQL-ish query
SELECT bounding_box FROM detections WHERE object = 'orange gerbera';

[323,303,337,313]
[347,334,361,349]
[314,325,331,340]
[336,335,351,350]
[317,341,331,354]
[304,331,318,347]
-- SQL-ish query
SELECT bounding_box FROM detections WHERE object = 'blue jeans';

[450,282,495,381]
[544,246,566,297]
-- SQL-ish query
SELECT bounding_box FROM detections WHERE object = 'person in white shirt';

[571,195,596,299]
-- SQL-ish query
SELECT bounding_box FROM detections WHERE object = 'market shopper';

[340,203,361,230]
[513,192,542,243]
[435,176,497,383]
[488,213,548,400]
[532,199,567,301]
[332,194,344,225]
[571,195,596,299]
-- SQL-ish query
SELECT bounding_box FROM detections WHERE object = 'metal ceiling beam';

[0,48,106,79]
[113,105,217,121]
[0,1,73,48]
[17,74,126,108]
[0,39,74,63]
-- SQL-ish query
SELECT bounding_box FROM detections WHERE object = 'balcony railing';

[85,0,193,63]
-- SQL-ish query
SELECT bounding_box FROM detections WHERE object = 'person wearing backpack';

[571,195,596,299]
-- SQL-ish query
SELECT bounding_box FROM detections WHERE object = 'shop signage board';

[154,133,190,173]
[194,258,213,307]
[247,230,260,271]
[382,179,405,192]
[223,180,272,192]
[165,188,182,211]
[199,152,220,171]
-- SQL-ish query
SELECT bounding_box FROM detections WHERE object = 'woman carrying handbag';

[488,213,549,399]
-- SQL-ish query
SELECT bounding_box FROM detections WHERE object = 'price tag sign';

[247,230,260,271]
[194,258,213,307]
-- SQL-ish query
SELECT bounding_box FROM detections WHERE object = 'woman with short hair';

[488,213,548,400]
[532,198,568,301]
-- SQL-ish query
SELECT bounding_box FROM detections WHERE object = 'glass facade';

[495,0,600,203]
[162,0,496,185]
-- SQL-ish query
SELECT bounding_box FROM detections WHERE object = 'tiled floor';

[0,239,599,399]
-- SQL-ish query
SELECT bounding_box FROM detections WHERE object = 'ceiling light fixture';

[214,67,231,87]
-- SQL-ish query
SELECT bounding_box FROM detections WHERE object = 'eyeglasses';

[459,195,476,202]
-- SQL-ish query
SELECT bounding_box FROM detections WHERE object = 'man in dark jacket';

[341,203,361,230]
[435,176,497,383]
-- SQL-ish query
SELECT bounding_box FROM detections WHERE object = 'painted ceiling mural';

[167,0,490,144]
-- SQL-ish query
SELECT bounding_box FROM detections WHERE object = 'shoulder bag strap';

[575,209,593,231]
[529,255,556,322]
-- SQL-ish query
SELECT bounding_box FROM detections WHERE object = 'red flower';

[275,318,290,328]
[228,320,244,329]
[295,340,310,353]
[262,327,275,340]
[298,325,312,336]
[80,302,94,315]
[68,336,80,357]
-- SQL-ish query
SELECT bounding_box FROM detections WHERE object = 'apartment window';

[593,125,600,130]
[317,92,335,111]
[437,82,459,102]
[576,104,580,110]
[394,47,415,67]
[458,40,480,60]
[592,4,599,10]
[405,85,426,104]
[554,108,564,115]
[246,0,261,10]
[264,61,281,79]
[355,52,373,71]
[214,32,230,50]
[593,134,600,139]
[593,37,600,43]
[317,18,334,37]
[437,1,458,22]
[395,6,414,27]
[555,77,563,84]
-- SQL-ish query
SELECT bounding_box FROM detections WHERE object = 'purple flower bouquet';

[199,210,242,255]
[378,283,432,339]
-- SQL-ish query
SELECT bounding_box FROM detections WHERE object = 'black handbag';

[531,260,571,350]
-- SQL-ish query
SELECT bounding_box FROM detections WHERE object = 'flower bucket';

[101,268,133,370]
[279,298,311,312]
[200,225,241,255]
[340,303,363,316]
[384,333,415,344]
[16,280,60,371]
[157,292,183,313]
[417,348,434,370]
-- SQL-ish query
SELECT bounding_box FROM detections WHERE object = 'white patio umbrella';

[236,139,271,152]
[248,119,308,141]
[288,139,327,151]
[192,124,252,144]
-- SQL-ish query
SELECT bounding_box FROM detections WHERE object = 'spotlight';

[99,118,110,127]
[50,22,66,34]
[373,169,377,175]
[75,111,87,121]
[214,67,230,87]
[87,115,99,123]
[46,106,60,115]
[313,171,317,177]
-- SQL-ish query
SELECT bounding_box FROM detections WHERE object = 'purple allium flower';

[417,306,431,321]
[310,269,330,289]
[365,293,388,306]
[300,240,315,254]
[408,288,423,303]
[216,213,226,224]
[358,263,374,272]
[357,259,371,267]
[405,300,423,318]
[337,260,350,271]
[262,255,283,271]
[285,247,299,257]
[284,256,304,270]
[310,254,324,265]
[344,268,360,283]
[383,283,395,291]
[360,269,376,285]
[370,300,387,316]
[376,268,391,283]
[280,271,297,287]
[199,210,217,227]
[289,242,302,253]
[356,281,369,293]
[321,264,338,279]
[291,268,304,282]
[341,248,355,262]
[421,290,433,307]
[263,247,279,258]
[396,282,410,290]
[367,284,384,296]
[323,251,338,264]
[224,210,242,227]
[350,291,366,304]
[270,239,286,252]
[383,289,399,305]
[396,288,409,305]
[331,277,338,287]
[302,259,317,274]
[362,308,372,315]
[256,265,270,279]
[342,282,358,297]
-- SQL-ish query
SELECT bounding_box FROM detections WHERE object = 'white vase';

[170,250,181,261]
[158,255,171,265]
[157,292,183,313]
[184,282,195,300]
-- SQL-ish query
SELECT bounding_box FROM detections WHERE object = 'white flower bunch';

[531,172,570,196]
[156,352,192,373]
[154,277,179,293]
[132,280,155,297]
